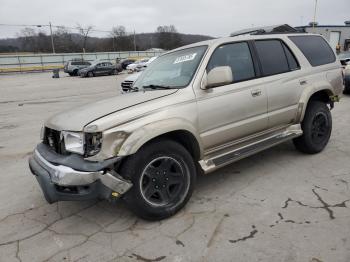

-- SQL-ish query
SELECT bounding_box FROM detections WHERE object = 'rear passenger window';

[254,40,289,76]
[207,42,256,83]
[289,35,336,66]
[282,43,300,70]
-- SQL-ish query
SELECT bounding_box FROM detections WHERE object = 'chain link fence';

[0,51,164,73]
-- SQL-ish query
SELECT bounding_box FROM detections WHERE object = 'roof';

[169,32,313,53]
[230,24,298,37]
[297,25,350,29]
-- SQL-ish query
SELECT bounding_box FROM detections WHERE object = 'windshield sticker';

[174,53,197,64]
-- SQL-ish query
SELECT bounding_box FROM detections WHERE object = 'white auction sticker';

[174,53,197,64]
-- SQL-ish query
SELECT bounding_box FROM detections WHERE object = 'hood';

[124,72,142,82]
[45,89,177,131]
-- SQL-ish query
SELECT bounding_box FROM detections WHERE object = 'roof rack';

[230,24,301,37]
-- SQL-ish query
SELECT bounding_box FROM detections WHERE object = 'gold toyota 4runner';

[29,33,343,220]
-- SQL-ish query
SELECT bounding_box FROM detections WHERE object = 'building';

[297,21,350,52]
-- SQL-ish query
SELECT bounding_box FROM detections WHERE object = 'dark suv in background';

[79,61,116,77]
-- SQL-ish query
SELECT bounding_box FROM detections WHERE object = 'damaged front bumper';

[28,143,132,203]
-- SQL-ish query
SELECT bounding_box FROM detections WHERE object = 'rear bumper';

[28,144,132,203]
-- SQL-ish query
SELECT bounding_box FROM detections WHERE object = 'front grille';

[121,81,134,92]
[43,127,68,155]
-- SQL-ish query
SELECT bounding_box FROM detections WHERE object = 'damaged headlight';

[61,131,84,155]
[85,132,103,157]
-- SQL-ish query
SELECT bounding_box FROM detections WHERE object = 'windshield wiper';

[142,84,173,90]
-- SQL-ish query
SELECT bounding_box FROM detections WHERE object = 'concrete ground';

[0,72,349,262]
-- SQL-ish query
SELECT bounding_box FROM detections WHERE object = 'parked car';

[64,59,91,76]
[79,61,116,77]
[29,33,342,220]
[126,58,150,72]
[120,57,158,93]
[121,72,142,92]
[135,56,158,72]
[118,59,137,70]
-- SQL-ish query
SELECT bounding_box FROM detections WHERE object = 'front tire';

[120,139,196,220]
[293,101,332,154]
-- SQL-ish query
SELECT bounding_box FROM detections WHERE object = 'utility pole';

[49,22,55,53]
[133,30,136,51]
[313,0,318,32]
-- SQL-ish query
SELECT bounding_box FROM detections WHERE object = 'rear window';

[289,35,336,67]
[254,40,290,76]
[71,61,85,65]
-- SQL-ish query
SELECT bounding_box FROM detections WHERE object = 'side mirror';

[205,66,233,89]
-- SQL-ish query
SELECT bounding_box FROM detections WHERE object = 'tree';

[110,25,133,51]
[54,27,79,52]
[155,25,182,50]
[77,24,93,52]
[18,27,37,52]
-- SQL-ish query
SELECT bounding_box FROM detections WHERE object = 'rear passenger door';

[253,39,302,128]
[196,42,268,150]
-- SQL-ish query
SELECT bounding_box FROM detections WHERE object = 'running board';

[199,124,303,173]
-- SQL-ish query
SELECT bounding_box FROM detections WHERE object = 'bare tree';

[77,24,93,52]
[54,26,79,52]
[156,25,182,50]
[18,27,37,52]
[110,25,133,51]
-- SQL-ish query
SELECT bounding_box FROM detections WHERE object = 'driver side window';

[207,42,256,84]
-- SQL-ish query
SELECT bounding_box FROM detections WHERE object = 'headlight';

[85,132,103,157]
[61,131,84,155]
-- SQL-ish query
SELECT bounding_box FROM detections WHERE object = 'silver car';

[29,33,343,220]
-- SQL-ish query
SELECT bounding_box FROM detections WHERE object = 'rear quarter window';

[289,35,336,67]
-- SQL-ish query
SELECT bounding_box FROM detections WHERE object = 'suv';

[79,61,116,77]
[29,33,343,220]
[64,60,91,76]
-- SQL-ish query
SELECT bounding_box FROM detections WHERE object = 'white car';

[126,58,150,72]
[135,56,158,72]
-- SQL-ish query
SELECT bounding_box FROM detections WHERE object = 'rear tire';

[87,71,94,77]
[120,139,196,220]
[293,101,332,154]
[73,69,78,76]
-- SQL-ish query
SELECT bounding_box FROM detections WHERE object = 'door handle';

[299,80,308,86]
[251,89,262,97]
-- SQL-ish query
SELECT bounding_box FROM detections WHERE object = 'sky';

[0,0,349,38]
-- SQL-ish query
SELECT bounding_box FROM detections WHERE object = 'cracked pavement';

[0,72,350,262]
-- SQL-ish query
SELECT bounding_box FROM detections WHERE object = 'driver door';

[195,41,268,150]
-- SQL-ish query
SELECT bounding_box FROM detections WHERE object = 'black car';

[119,59,137,70]
[79,62,116,77]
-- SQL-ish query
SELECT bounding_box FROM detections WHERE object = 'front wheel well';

[142,130,201,161]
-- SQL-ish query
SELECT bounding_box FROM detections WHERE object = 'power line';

[0,23,114,33]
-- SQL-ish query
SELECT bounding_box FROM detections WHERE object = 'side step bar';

[199,124,303,173]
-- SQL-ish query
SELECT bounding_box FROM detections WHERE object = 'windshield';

[133,46,207,89]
